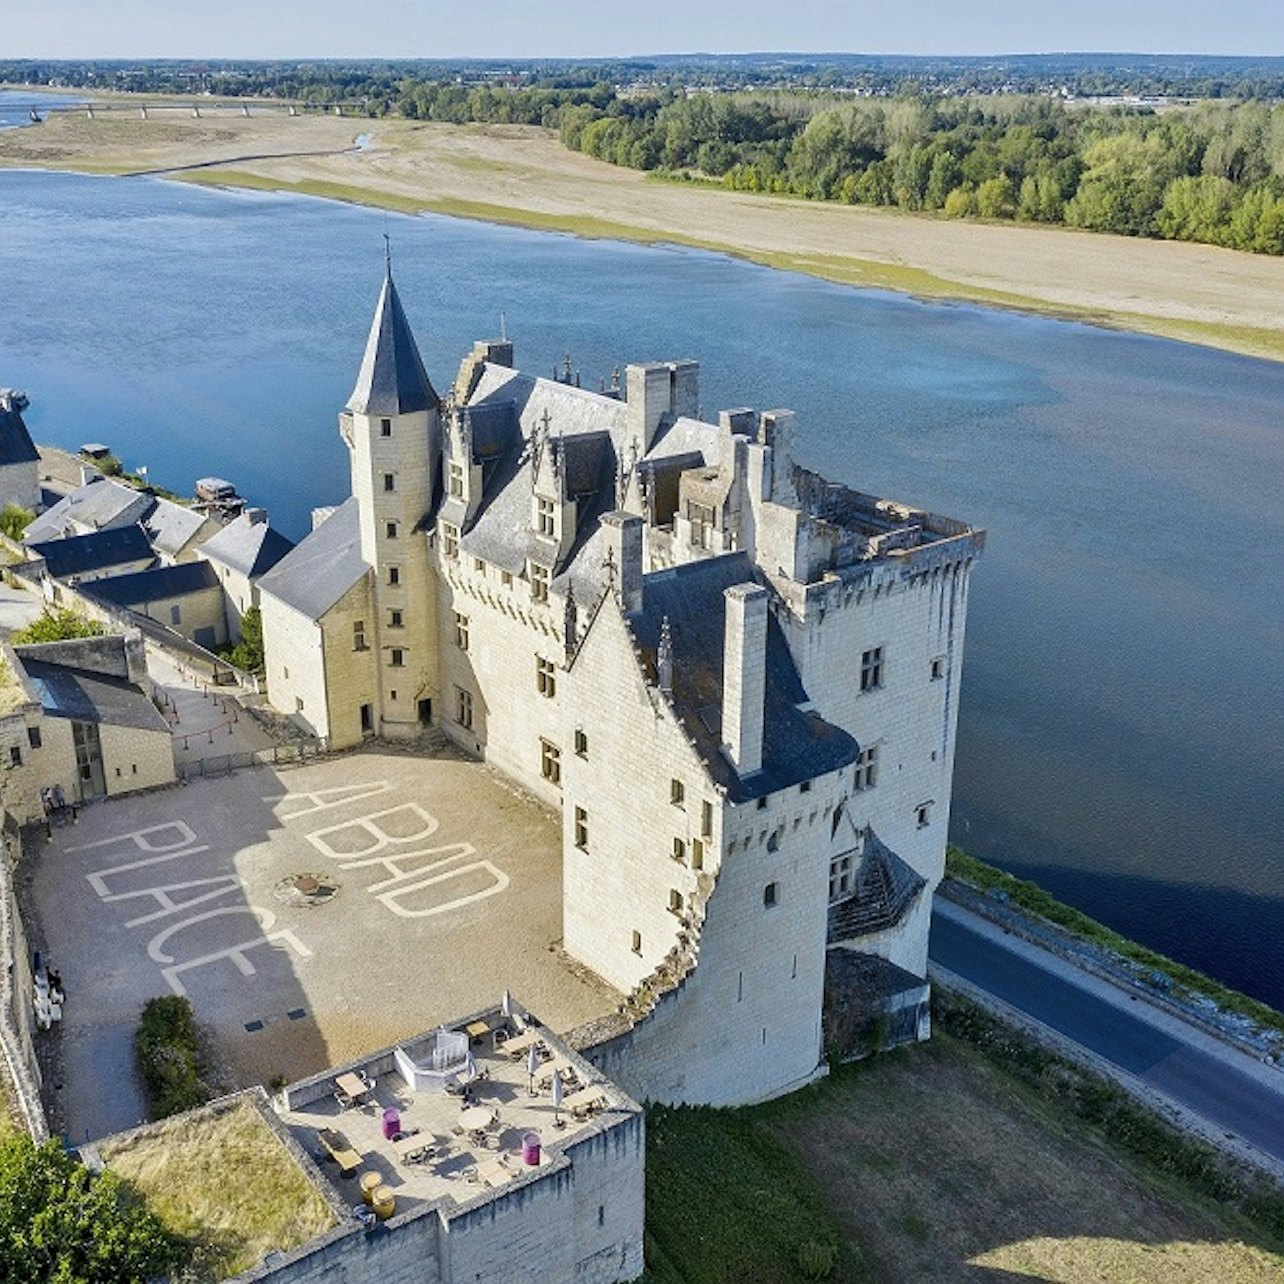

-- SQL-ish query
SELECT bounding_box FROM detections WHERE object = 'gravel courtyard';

[30,748,620,1141]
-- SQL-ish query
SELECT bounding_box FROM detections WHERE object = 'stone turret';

[340,261,442,738]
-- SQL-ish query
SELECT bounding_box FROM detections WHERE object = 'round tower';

[340,261,442,737]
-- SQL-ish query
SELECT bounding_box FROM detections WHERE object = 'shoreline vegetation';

[946,845,1284,1040]
[2,104,1284,362]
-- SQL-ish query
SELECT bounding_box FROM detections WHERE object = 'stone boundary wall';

[0,817,47,1139]
[57,578,261,694]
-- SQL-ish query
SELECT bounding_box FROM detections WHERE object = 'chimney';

[123,628,148,686]
[245,507,267,526]
[722,583,768,776]
[759,409,798,504]
[599,510,643,614]
[626,361,700,454]
[626,364,672,455]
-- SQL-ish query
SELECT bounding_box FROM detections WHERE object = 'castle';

[257,265,984,1107]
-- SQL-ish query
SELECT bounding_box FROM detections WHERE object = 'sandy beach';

[4,105,1284,360]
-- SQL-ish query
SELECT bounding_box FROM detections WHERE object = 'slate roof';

[455,367,724,604]
[19,659,171,733]
[347,271,440,417]
[143,499,210,560]
[256,497,368,622]
[0,404,38,468]
[620,552,860,802]
[827,829,926,942]
[83,559,219,608]
[29,526,155,579]
[198,513,295,578]
[24,478,153,543]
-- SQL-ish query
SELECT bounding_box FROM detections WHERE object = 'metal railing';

[176,737,329,781]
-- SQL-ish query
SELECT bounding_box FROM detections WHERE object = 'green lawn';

[643,1011,1284,1282]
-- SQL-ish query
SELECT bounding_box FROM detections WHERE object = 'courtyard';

[29,748,621,1142]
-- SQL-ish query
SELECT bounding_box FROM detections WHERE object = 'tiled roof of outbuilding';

[19,659,171,733]
[29,525,155,579]
[83,559,219,608]
[144,498,210,559]
[24,478,153,543]
[199,513,295,578]
[256,498,368,622]
[0,404,38,468]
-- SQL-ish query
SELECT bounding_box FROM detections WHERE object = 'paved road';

[930,900,1284,1167]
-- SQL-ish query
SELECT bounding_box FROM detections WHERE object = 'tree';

[0,1129,187,1283]
[227,607,264,674]
[1156,174,1237,244]
[976,174,1016,219]
[136,995,211,1119]
[0,503,34,541]
[10,608,103,645]
[943,182,978,218]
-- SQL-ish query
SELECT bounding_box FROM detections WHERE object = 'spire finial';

[383,233,392,278]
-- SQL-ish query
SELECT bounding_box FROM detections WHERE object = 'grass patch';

[769,1023,1284,1282]
[935,990,1284,1247]
[946,845,1284,1037]
[101,1096,336,1282]
[643,1102,867,1282]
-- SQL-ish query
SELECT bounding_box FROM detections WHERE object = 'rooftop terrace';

[280,1003,638,1220]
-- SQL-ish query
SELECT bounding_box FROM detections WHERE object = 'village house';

[259,266,984,1107]
[0,631,175,820]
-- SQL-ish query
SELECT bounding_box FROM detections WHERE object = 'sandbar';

[3,104,1283,362]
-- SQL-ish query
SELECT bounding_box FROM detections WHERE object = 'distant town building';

[260,267,984,1107]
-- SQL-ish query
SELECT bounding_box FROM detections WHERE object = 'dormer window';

[537,496,555,538]
[449,462,464,499]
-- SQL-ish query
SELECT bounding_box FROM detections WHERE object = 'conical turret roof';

[347,269,440,416]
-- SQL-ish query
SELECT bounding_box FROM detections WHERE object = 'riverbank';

[944,846,1284,1048]
[3,108,1284,362]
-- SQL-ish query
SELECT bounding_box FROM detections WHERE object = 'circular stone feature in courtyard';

[274,873,341,908]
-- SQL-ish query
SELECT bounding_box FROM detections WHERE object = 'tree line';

[550,92,1284,255]
[8,60,1284,253]
[391,82,1284,255]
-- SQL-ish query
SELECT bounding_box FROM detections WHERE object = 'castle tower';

[340,261,442,738]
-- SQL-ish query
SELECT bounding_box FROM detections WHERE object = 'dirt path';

[4,109,1284,361]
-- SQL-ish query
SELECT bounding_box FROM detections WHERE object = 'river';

[1,139,1281,1011]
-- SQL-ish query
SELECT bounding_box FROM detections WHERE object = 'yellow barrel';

[372,1185,396,1220]
[359,1171,382,1206]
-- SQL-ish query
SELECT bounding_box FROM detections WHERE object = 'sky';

[6,0,1282,60]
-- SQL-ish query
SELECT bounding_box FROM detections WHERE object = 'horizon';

[8,49,1284,64]
[6,1,1282,62]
